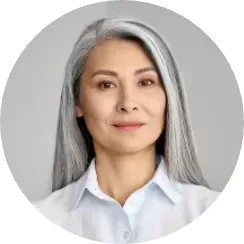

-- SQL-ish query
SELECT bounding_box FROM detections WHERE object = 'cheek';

[81,93,114,124]
[147,91,166,117]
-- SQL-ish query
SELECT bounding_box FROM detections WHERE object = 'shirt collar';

[150,154,183,204]
[69,158,97,212]
[69,154,182,212]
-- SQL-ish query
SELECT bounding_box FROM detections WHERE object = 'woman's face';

[76,39,166,154]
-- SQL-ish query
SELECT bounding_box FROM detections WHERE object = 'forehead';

[84,39,154,72]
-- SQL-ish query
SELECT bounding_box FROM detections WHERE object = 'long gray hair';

[52,17,209,192]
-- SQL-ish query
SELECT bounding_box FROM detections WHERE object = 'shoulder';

[32,181,77,225]
[176,183,221,213]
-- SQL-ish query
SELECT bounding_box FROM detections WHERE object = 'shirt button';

[124,231,130,239]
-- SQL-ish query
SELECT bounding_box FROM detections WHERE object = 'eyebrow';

[91,67,157,78]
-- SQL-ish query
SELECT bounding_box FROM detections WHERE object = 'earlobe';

[75,105,83,118]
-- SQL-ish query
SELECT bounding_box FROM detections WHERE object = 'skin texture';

[76,39,166,205]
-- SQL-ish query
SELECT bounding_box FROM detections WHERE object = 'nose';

[116,88,139,113]
[117,104,138,113]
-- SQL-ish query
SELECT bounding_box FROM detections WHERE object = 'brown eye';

[139,79,155,86]
[99,81,116,89]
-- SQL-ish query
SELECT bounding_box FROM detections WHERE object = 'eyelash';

[98,79,156,89]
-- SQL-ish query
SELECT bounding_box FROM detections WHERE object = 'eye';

[98,79,155,89]
[139,79,155,86]
[99,81,116,89]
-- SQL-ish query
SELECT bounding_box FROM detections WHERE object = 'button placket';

[124,231,130,239]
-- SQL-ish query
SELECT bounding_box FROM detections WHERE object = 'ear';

[75,104,83,118]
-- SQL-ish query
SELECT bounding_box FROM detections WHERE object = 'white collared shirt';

[33,156,220,243]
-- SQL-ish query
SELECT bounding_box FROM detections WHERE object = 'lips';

[113,120,145,127]
[114,122,144,126]
[112,122,145,131]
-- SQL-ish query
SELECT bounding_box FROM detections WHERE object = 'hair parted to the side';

[52,17,209,192]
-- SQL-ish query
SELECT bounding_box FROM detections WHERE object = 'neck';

[94,144,157,206]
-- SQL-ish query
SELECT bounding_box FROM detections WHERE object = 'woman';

[34,17,220,242]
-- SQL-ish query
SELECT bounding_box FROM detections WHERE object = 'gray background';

[0,1,243,201]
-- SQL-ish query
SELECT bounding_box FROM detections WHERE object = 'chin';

[110,141,155,155]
